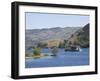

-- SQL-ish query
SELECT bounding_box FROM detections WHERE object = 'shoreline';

[25,53,50,59]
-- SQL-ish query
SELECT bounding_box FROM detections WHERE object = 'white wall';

[0,0,99,81]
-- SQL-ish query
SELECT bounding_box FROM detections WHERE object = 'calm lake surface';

[25,48,89,68]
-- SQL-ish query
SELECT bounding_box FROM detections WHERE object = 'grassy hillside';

[67,23,89,48]
[25,27,81,48]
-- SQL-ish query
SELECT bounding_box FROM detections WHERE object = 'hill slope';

[25,27,81,48]
[67,23,89,47]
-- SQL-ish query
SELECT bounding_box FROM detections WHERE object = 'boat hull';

[65,46,81,52]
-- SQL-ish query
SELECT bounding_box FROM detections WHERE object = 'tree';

[68,41,73,46]
[51,47,59,56]
[64,40,68,44]
[63,40,68,48]
[59,43,64,48]
[77,36,89,47]
[33,47,41,56]
[37,42,47,48]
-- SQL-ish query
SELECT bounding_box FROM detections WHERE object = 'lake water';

[25,48,89,68]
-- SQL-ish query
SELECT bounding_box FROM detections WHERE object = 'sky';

[25,12,89,29]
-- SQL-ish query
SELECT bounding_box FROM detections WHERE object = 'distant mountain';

[25,27,81,48]
[67,23,89,47]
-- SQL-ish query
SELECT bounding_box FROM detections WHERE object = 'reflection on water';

[25,48,89,68]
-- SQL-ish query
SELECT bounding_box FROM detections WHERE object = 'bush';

[59,43,64,48]
[51,47,58,56]
[33,48,41,56]
[37,42,47,48]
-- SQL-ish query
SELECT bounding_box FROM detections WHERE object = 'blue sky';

[26,12,89,29]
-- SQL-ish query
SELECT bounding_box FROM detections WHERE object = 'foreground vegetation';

[25,46,59,58]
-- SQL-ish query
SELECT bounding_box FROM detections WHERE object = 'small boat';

[65,46,81,52]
